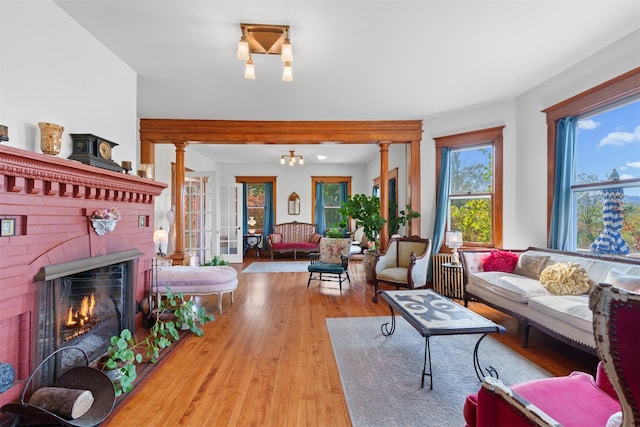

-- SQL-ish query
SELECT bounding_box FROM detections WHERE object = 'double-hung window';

[435,126,504,248]
[546,70,640,255]
[311,176,352,233]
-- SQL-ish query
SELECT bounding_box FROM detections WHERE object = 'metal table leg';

[422,336,433,389]
[381,304,396,336]
[473,333,499,381]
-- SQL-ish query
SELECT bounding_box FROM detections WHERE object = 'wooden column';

[169,141,189,266]
[379,142,390,249]
[408,140,421,236]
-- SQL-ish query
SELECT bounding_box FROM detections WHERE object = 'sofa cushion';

[270,233,282,244]
[310,233,323,244]
[604,269,640,292]
[513,253,550,279]
[527,294,593,332]
[482,250,519,273]
[539,262,593,295]
[469,272,548,303]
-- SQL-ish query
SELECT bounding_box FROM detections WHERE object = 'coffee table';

[379,289,506,389]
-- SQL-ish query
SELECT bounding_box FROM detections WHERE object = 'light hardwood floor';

[103,258,598,426]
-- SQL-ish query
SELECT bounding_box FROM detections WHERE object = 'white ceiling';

[54,0,640,164]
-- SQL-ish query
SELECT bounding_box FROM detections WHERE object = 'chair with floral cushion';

[307,237,351,292]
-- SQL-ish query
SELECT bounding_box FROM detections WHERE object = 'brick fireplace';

[0,145,166,408]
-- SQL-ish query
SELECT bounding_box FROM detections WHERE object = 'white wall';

[420,29,639,249]
[0,1,137,166]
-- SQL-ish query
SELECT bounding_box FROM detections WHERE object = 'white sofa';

[461,247,640,355]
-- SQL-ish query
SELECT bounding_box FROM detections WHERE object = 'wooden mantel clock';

[68,134,122,172]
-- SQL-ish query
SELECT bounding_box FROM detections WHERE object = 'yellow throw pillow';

[539,262,593,295]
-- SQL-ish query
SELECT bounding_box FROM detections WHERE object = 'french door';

[218,183,243,263]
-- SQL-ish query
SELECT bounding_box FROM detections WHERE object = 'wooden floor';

[103,257,598,426]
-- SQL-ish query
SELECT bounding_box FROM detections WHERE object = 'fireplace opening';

[34,250,141,387]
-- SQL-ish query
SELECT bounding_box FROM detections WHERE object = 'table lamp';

[153,227,169,257]
[445,231,463,265]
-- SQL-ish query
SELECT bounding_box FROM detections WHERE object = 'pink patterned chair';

[462,283,640,427]
[267,221,322,259]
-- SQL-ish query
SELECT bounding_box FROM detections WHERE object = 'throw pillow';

[514,254,551,279]
[604,269,640,292]
[539,262,593,295]
[310,233,322,244]
[270,233,282,244]
[481,250,519,273]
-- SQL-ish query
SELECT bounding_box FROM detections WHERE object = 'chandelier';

[281,150,303,166]
[236,23,293,81]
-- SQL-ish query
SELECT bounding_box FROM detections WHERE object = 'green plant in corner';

[99,287,214,395]
[388,203,421,237]
[337,194,387,249]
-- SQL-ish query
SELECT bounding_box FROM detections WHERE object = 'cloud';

[620,173,636,180]
[626,161,640,169]
[578,119,599,130]
[598,125,640,147]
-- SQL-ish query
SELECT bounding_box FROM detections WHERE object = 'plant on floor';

[99,287,214,395]
[200,255,229,267]
[337,194,387,249]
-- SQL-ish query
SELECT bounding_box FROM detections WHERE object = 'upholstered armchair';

[307,237,351,292]
[463,283,640,427]
[371,236,432,303]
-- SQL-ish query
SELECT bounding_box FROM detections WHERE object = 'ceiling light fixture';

[281,150,303,166]
[244,56,256,80]
[237,23,293,81]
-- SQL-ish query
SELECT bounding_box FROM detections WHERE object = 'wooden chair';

[307,238,351,292]
[371,236,432,302]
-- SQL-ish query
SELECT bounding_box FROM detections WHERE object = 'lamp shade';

[282,61,293,82]
[445,231,463,248]
[153,227,169,245]
[237,37,249,60]
[244,57,256,80]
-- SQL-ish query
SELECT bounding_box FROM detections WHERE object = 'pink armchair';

[463,283,639,427]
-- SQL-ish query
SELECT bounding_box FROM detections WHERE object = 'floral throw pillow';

[481,250,519,273]
[539,262,593,295]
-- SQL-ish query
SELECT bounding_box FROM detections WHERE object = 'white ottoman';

[155,265,238,313]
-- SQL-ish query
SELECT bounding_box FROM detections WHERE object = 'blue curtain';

[548,116,578,250]
[339,182,348,233]
[262,182,274,250]
[429,147,451,281]
[315,181,326,235]
[389,177,397,235]
[242,184,248,235]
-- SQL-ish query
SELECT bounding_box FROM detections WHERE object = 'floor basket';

[0,346,116,426]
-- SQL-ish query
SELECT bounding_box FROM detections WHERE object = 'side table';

[243,234,262,258]
[438,262,464,300]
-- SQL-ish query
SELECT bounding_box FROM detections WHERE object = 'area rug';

[241,261,310,273]
[327,316,551,427]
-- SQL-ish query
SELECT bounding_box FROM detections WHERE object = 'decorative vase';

[38,122,64,156]
[362,250,376,282]
[247,216,257,234]
[90,219,118,235]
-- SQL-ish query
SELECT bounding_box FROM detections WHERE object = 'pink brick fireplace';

[0,145,166,408]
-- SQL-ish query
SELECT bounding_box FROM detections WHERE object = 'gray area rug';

[327,316,551,427]
[241,261,309,273]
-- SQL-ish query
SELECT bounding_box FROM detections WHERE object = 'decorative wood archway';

[139,119,423,264]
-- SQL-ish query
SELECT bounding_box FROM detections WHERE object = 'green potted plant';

[98,287,214,395]
[199,255,229,267]
[337,194,387,249]
[388,203,421,237]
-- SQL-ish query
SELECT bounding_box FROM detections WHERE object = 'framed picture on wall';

[1,218,16,237]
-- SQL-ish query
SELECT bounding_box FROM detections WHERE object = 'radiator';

[432,253,464,300]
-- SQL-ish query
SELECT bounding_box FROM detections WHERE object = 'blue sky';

[577,98,640,196]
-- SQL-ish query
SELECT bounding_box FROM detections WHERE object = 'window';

[545,69,640,254]
[246,183,265,231]
[311,176,352,232]
[435,126,504,248]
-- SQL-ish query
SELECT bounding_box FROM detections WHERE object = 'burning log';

[29,387,94,419]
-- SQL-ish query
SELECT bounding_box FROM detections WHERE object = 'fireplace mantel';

[0,145,165,201]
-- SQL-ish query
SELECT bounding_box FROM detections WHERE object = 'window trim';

[311,176,352,228]
[544,68,640,242]
[435,126,504,248]
[236,176,277,227]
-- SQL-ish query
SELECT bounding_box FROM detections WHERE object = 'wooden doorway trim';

[140,119,423,254]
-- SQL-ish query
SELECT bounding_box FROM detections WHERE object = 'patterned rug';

[241,261,310,273]
[327,316,551,427]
